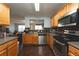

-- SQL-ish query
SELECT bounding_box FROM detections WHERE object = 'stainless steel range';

[53,33,79,56]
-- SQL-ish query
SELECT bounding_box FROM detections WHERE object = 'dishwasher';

[38,34,47,45]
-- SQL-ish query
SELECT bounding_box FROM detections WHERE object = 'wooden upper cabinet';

[58,5,67,18]
[52,14,59,27]
[51,4,67,27]
[67,3,79,15]
[0,4,10,25]
[51,3,79,28]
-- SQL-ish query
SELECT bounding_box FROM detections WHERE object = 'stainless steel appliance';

[58,8,79,27]
[53,33,79,56]
[53,38,67,56]
[38,34,47,45]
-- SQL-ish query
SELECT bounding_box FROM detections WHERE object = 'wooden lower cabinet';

[8,43,18,56]
[32,36,38,44]
[46,33,50,46]
[0,50,7,56]
[46,33,54,49]
[68,45,79,56]
[68,52,75,56]
[49,34,54,49]
[0,39,18,56]
[23,33,38,45]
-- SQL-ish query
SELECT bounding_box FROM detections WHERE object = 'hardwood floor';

[18,45,54,56]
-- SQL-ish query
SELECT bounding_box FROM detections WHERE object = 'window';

[35,25,43,30]
[18,25,25,32]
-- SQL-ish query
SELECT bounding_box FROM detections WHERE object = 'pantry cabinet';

[0,4,10,25]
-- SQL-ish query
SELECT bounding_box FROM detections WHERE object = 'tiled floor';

[18,45,54,56]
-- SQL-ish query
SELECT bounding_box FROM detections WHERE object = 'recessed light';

[34,3,40,12]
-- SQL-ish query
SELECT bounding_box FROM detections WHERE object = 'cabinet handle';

[55,40,65,45]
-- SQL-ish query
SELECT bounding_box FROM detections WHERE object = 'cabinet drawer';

[0,43,7,52]
[8,43,18,56]
[7,39,17,46]
[0,49,7,56]
[68,52,75,56]
[69,45,79,56]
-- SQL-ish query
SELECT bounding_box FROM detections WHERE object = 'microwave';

[58,9,79,27]
[58,15,71,27]
[70,10,79,26]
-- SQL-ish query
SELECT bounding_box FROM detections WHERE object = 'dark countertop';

[68,41,79,49]
[0,36,17,45]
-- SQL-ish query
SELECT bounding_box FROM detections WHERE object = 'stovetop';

[53,35,79,44]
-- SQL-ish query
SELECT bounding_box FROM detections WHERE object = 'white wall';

[9,16,51,33]
[25,17,51,28]
[9,18,25,33]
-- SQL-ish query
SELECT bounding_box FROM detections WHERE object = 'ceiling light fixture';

[34,3,40,12]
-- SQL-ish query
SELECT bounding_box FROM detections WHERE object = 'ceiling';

[8,3,65,19]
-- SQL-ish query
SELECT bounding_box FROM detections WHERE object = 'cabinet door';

[46,34,48,43]
[67,3,78,15]
[32,36,38,44]
[8,43,18,56]
[46,33,48,44]
[58,5,67,18]
[49,34,54,49]
[0,42,7,56]
[0,4,10,25]
[23,34,31,44]
[68,52,75,56]
[69,45,79,56]
[47,33,50,46]
[22,33,26,44]
[23,34,28,44]
[28,35,33,44]
[53,15,59,27]
[0,50,7,56]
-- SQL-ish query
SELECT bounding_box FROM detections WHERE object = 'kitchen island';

[0,36,18,56]
[22,32,38,45]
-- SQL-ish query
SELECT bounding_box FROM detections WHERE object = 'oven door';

[53,40,67,56]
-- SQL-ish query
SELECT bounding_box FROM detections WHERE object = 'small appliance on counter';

[58,8,79,27]
[0,26,7,38]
